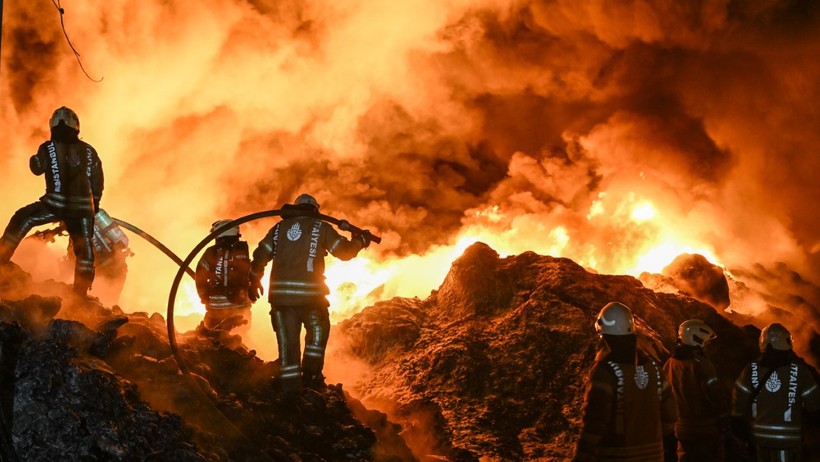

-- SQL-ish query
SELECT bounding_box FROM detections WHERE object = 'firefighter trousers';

[0,202,95,293]
[270,303,330,393]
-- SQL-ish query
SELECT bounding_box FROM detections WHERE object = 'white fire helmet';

[595,302,635,336]
[50,106,80,132]
[294,193,320,210]
[759,323,792,352]
[678,319,716,347]
[211,220,239,238]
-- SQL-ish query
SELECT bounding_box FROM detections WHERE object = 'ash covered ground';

[1,243,819,461]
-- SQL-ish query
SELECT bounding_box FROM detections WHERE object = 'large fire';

[1,1,819,360]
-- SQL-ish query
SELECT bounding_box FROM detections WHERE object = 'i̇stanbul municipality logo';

[287,223,302,241]
[765,371,781,393]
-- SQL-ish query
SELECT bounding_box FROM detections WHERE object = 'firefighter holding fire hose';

[248,193,371,395]
[0,106,103,295]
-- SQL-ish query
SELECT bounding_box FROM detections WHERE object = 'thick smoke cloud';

[1,0,818,351]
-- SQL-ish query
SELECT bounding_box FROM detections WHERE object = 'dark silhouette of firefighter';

[663,319,729,462]
[248,193,370,394]
[731,323,820,462]
[195,220,252,334]
[0,107,103,295]
[573,301,678,462]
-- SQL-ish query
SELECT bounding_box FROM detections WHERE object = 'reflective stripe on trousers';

[270,304,330,393]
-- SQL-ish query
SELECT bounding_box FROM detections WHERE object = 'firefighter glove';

[356,231,372,249]
[248,276,264,302]
[338,219,351,231]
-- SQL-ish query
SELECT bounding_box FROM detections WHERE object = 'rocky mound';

[0,262,411,461]
[335,242,802,460]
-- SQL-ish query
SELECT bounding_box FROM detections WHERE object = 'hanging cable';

[51,0,103,82]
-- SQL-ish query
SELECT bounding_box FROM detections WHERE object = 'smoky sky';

[1,0,819,326]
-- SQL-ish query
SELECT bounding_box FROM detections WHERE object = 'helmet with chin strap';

[678,319,717,347]
[294,193,320,210]
[50,106,80,132]
[595,302,635,336]
[211,220,239,238]
[759,323,792,352]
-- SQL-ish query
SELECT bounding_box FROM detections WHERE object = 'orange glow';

[176,280,206,316]
[1,0,817,364]
[630,201,656,223]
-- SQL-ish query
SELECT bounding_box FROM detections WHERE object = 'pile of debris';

[0,262,410,461]
[334,242,819,460]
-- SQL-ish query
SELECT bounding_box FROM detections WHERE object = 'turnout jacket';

[732,352,820,449]
[196,238,252,310]
[663,345,728,437]
[575,356,677,462]
[250,214,363,307]
[30,140,103,218]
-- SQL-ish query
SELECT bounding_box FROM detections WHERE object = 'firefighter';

[573,301,678,462]
[248,193,369,394]
[195,220,252,334]
[663,319,729,462]
[732,323,820,462]
[0,107,103,295]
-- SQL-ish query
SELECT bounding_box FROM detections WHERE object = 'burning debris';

[333,242,819,461]
[639,253,731,311]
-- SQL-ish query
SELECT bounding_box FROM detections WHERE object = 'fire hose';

[163,208,379,455]
[110,218,195,279]
[27,218,196,280]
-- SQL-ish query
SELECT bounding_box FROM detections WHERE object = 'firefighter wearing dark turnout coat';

[663,320,728,462]
[732,323,820,462]
[0,107,103,295]
[248,194,369,394]
[574,302,678,462]
[196,220,253,333]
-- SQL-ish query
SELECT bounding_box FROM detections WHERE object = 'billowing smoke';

[1,1,819,359]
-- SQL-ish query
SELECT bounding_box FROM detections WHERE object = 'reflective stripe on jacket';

[732,358,820,448]
[250,215,363,307]
[30,140,103,218]
[195,239,252,310]
[576,358,676,461]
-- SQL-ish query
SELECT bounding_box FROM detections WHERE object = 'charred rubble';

[334,242,820,461]
[0,262,412,462]
[2,243,819,461]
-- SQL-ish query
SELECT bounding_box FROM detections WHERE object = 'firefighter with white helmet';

[732,323,820,461]
[0,106,103,295]
[663,319,728,461]
[195,220,253,334]
[574,302,678,462]
[248,193,370,395]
